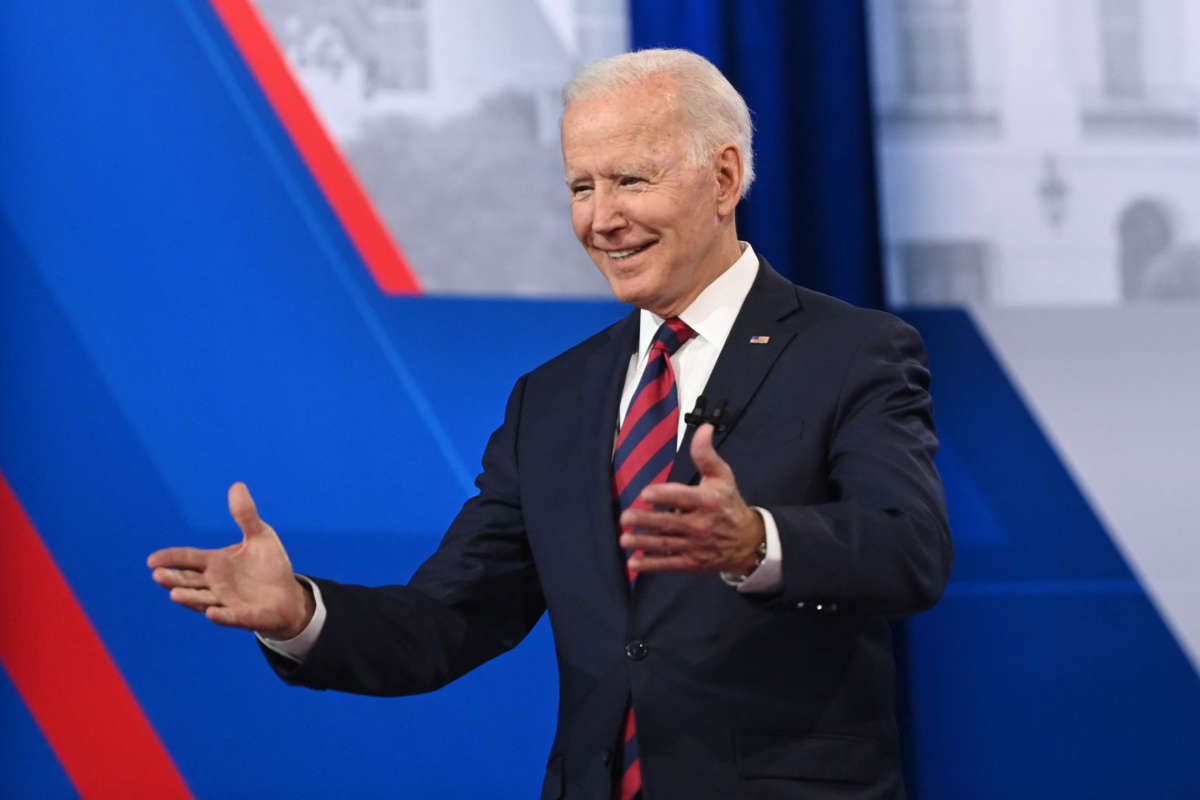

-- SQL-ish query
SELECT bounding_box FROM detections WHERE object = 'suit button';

[796,601,806,609]
[601,750,613,766]
[625,640,648,660]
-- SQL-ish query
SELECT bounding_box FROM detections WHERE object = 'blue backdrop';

[632,0,885,308]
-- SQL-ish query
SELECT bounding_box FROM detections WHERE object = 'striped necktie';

[611,317,694,800]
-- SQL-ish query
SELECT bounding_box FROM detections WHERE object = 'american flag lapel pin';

[749,335,770,344]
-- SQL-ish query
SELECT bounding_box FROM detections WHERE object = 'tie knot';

[651,318,694,358]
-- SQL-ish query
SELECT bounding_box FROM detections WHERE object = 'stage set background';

[2,0,1198,797]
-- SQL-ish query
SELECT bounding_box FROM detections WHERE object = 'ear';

[713,143,744,218]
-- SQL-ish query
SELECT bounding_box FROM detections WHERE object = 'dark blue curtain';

[630,0,884,309]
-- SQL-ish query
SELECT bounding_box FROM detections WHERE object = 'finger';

[628,553,701,574]
[228,482,265,540]
[173,598,213,614]
[638,482,713,511]
[620,508,698,536]
[147,547,212,570]
[152,567,210,589]
[619,531,689,553]
[205,605,254,630]
[169,587,220,608]
[690,424,733,481]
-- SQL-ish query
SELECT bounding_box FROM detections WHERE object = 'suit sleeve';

[261,374,545,696]
[763,314,953,618]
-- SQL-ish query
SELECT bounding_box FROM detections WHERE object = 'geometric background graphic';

[970,305,1200,675]
[901,309,1200,799]
[3,0,1198,796]
[1,1,602,794]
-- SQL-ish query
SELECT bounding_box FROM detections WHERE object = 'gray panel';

[973,305,1200,672]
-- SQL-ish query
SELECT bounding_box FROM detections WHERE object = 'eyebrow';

[564,164,657,187]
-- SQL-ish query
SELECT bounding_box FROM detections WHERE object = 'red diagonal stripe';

[664,318,692,340]
[208,0,422,295]
[614,413,678,491]
[623,709,637,743]
[616,368,673,451]
[0,474,192,799]
[620,759,642,800]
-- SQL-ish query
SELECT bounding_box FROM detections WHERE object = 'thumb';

[690,423,732,481]
[227,482,265,540]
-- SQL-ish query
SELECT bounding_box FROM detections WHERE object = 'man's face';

[562,79,731,318]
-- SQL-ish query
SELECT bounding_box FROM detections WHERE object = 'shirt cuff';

[724,507,783,593]
[255,575,326,662]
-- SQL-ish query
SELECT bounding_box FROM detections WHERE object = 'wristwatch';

[721,539,768,585]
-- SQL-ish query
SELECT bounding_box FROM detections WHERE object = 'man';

[149,49,951,799]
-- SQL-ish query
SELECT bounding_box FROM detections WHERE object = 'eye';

[618,176,644,187]
[570,183,593,197]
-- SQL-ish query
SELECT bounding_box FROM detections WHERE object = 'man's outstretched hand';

[147,482,314,639]
[619,424,766,576]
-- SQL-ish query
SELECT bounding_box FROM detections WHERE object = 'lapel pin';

[749,335,770,344]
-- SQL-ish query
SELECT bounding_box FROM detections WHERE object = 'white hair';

[563,48,756,197]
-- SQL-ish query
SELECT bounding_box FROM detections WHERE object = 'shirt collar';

[637,242,759,358]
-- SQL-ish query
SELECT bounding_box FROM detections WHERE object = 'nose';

[590,185,627,236]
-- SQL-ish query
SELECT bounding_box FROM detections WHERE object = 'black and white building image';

[869,0,1200,306]
[254,0,629,295]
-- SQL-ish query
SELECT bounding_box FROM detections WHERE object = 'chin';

[606,279,657,310]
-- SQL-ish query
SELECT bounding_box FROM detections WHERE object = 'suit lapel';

[635,260,804,625]
[577,310,640,608]
[669,260,804,486]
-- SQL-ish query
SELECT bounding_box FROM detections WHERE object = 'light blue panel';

[1,0,469,536]
[0,1,625,796]
[0,163,612,799]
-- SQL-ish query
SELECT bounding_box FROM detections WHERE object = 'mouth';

[602,242,655,261]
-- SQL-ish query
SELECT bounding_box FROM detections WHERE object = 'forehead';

[561,81,688,175]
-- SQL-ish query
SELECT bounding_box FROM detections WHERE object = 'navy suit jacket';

[265,260,952,799]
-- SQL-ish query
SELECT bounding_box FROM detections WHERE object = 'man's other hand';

[147,482,314,639]
[619,424,766,576]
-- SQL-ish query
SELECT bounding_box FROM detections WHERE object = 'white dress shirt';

[616,242,782,594]
[263,242,782,660]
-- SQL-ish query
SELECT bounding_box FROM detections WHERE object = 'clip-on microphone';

[684,395,731,432]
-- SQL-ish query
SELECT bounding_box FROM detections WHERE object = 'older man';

[150,49,951,800]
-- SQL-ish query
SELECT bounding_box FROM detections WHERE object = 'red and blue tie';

[612,317,694,800]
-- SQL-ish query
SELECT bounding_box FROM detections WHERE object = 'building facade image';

[869,0,1200,306]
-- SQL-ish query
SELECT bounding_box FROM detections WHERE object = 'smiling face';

[561,77,743,317]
